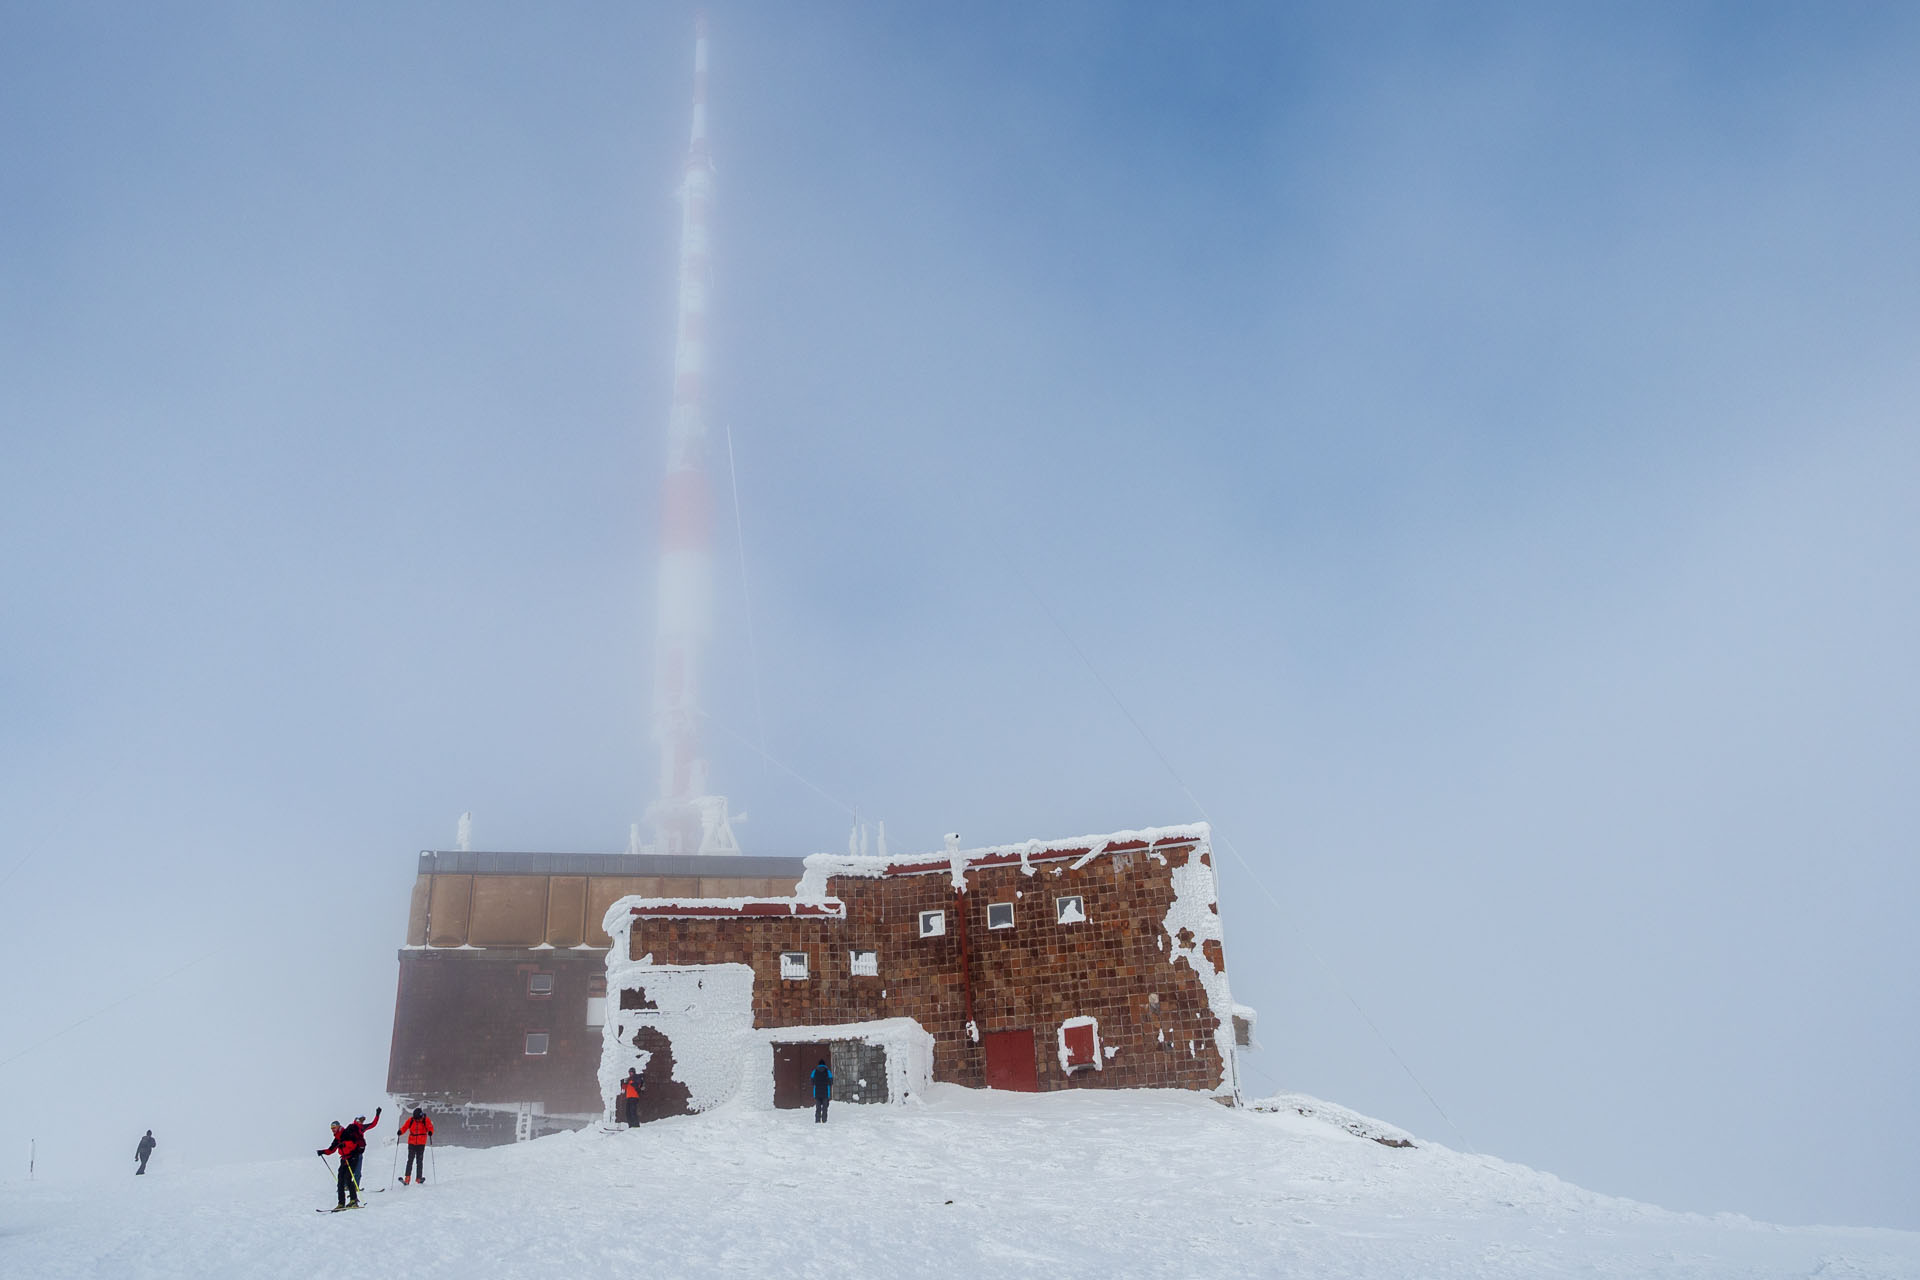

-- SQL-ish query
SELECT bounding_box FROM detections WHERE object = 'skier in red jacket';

[318,1107,381,1209]
[397,1108,434,1185]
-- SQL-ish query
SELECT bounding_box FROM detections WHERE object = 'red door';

[983,1029,1038,1092]
[774,1043,829,1109]
[1061,1022,1096,1070]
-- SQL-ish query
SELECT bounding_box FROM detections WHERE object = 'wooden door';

[773,1042,829,1109]
[983,1029,1039,1092]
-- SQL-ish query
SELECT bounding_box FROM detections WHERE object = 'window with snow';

[524,1032,549,1056]
[585,997,606,1027]
[780,951,809,980]
[1055,895,1086,925]
[527,973,554,996]
[1058,1017,1100,1072]
[850,950,879,976]
[918,910,946,938]
[987,902,1015,930]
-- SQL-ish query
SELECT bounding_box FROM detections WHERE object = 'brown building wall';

[623,842,1226,1095]
[425,875,472,947]
[388,948,607,1115]
[469,876,550,947]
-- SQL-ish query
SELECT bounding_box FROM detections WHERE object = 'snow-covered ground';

[4,1087,1915,1279]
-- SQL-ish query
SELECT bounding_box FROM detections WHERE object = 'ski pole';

[389,1121,402,1185]
[427,1134,437,1185]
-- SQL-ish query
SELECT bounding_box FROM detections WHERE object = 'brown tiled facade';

[615,830,1234,1101]
[388,947,609,1117]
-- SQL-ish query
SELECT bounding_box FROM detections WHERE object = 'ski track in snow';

[3,1088,1915,1279]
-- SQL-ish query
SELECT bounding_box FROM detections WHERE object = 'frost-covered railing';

[623,898,847,920]
[795,823,1210,898]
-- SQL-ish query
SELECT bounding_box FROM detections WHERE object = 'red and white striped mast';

[648,13,739,855]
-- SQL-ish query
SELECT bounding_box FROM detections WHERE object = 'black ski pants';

[814,1097,829,1123]
[336,1152,364,1205]
[624,1096,639,1127]
[136,1153,150,1174]
[405,1145,426,1181]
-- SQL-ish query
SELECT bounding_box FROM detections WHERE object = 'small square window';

[918,910,946,938]
[780,951,809,980]
[1056,895,1086,925]
[850,950,878,976]
[524,1032,550,1056]
[987,902,1015,930]
[528,973,554,996]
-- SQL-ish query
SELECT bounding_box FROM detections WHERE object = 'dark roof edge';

[414,850,809,878]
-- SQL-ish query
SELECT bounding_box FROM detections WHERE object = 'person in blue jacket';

[810,1058,833,1124]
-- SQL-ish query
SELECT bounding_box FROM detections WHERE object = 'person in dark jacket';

[134,1130,155,1175]
[397,1108,433,1185]
[318,1106,381,1208]
[621,1068,644,1128]
[810,1058,833,1124]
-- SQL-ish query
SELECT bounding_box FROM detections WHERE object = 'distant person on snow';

[622,1068,644,1127]
[810,1058,833,1124]
[398,1107,434,1185]
[318,1107,381,1209]
[134,1130,155,1175]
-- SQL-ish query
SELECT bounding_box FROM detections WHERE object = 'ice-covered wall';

[601,903,756,1119]
[1161,839,1239,1099]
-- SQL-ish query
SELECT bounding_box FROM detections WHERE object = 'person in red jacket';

[318,1106,381,1209]
[397,1107,434,1185]
[621,1068,644,1128]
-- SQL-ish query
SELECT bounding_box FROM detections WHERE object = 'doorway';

[773,1042,830,1109]
[983,1028,1038,1092]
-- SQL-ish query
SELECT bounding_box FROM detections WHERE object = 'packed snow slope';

[5,1088,1916,1279]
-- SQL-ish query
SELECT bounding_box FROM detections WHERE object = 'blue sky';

[4,1,1917,1231]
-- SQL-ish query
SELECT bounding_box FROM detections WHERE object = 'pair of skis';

[316,1179,427,1210]
[315,1179,434,1211]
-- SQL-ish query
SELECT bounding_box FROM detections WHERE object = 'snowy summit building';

[597,825,1248,1119]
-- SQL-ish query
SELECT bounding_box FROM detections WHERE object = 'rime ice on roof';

[793,823,1214,899]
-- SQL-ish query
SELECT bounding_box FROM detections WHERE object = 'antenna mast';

[649,13,739,855]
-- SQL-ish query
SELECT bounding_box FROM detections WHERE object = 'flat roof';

[415,850,810,878]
